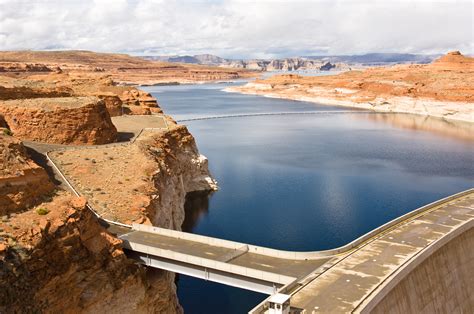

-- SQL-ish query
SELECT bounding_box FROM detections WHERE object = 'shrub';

[36,207,50,215]
[2,129,13,136]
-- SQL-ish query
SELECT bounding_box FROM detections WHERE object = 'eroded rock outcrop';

[0,50,220,313]
[0,194,182,313]
[0,96,118,144]
[0,62,55,73]
[121,89,163,115]
[0,70,164,118]
[0,134,54,215]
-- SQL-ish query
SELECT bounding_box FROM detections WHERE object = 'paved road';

[120,230,331,280]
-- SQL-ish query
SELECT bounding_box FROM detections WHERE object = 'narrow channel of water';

[143,83,474,314]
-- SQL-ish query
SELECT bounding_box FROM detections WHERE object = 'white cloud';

[0,0,472,58]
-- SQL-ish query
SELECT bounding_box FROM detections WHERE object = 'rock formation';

[121,89,163,115]
[221,58,342,71]
[150,52,439,70]
[0,62,54,73]
[431,50,474,69]
[0,134,54,215]
[0,194,182,313]
[0,97,118,145]
[0,50,220,313]
[227,52,474,123]
[49,123,218,226]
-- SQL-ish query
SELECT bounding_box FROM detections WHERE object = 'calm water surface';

[143,83,474,314]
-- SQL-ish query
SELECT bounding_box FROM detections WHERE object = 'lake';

[143,83,474,314]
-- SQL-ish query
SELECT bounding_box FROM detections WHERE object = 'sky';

[0,0,472,58]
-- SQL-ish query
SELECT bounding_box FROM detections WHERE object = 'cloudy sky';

[0,0,472,58]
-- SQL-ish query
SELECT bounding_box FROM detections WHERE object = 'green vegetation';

[36,207,50,215]
[2,129,13,136]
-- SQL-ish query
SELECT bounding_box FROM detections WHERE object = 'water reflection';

[362,112,474,143]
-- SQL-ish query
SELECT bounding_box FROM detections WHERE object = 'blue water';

[143,83,474,314]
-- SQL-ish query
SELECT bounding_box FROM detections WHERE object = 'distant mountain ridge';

[141,53,441,71]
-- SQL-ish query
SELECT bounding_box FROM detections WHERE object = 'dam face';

[367,225,473,313]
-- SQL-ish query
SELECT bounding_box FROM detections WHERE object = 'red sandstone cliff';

[0,97,117,145]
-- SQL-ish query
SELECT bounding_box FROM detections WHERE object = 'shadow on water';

[176,190,214,306]
[181,190,213,233]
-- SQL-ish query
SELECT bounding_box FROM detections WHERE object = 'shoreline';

[224,85,474,124]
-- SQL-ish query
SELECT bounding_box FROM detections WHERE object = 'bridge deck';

[288,192,474,313]
[120,230,330,280]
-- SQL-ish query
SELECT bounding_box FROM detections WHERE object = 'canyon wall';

[142,125,218,229]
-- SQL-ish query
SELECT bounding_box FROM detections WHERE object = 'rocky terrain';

[0,66,166,144]
[0,50,220,313]
[0,50,257,85]
[49,123,217,226]
[0,193,182,313]
[227,51,474,123]
[0,133,54,215]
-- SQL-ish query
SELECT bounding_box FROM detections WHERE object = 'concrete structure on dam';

[37,116,473,314]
